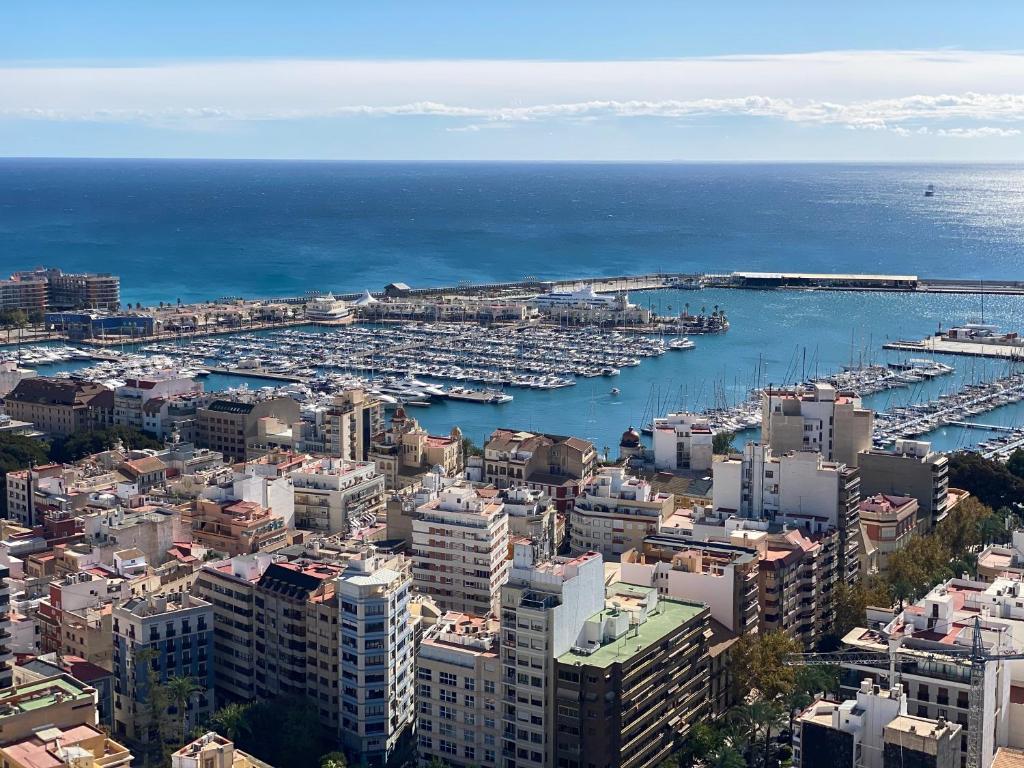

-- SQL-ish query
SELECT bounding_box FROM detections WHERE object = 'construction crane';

[784,616,1024,768]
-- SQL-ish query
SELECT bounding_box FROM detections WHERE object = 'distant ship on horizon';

[924,183,935,197]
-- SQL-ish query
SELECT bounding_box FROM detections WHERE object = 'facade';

[498,546,606,768]
[322,390,383,461]
[500,486,560,555]
[336,549,415,766]
[12,268,121,311]
[187,498,288,556]
[36,570,128,668]
[858,440,951,529]
[762,383,874,467]
[713,443,862,587]
[111,592,214,744]
[111,374,202,432]
[196,397,301,462]
[0,274,47,314]
[3,378,109,438]
[570,466,674,559]
[483,429,597,512]
[370,408,462,488]
[291,457,385,535]
[412,484,510,616]
[620,536,759,635]
[794,679,960,768]
[978,531,1024,583]
[190,553,276,704]
[554,584,711,768]
[859,493,919,576]
[0,566,10,689]
[651,412,715,472]
[172,732,272,768]
[304,292,352,322]
[415,612,501,768]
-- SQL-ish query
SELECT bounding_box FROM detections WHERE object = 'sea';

[2,159,1024,454]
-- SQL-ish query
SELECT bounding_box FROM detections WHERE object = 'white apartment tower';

[762,383,874,467]
[652,412,715,472]
[412,484,510,617]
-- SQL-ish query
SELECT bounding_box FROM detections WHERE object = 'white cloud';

[1,51,1024,138]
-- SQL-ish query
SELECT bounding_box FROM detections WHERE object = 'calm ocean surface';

[3,160,1023,453]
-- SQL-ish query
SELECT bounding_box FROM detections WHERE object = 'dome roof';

[620,426,641,447]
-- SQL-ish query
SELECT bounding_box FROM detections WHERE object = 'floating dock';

[883,337,1024,361]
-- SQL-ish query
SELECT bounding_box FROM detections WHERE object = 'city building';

[13,268,120,311]
[858,440,952,529]
[0,361,36,398]
[762,383,874,467]
[500,486,561,555]
[3,378,110,438]
[620,535,760,636]
[841,577,1024,768]
[483,429,597,512]
[196,397,301,462]
[190,553,277,704]
[0,673,131,767]
[304,292,352,322]
[858,493,919,576]
[370,408,462,488]
[713,443,862,587]
[978,531,1024,583]
[794,678,960,768]
[322,389,383,461]
[415,612,501,768]
[111,373,202,432]
[0,566,10,688]
[412,484,510,616]
[335,548,415,766]
[36,570,129,668]
[111,592,214,745]
[554,584,710,768]
[498,545,606,768]
[185,498,287,556]
[570,466,674,559]
[652,412,715,472]
[290,457,385,535]
[0,274,47,315]
[172,732,272,768]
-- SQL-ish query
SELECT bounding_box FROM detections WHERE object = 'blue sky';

[3,1,1024,160]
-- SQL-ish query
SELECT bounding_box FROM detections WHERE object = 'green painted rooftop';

[557,589,705,669]
[0,677,90,716]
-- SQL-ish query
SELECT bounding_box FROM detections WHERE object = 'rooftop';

[0,675,93,718]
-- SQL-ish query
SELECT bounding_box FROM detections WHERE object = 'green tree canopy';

[49,426,162,463]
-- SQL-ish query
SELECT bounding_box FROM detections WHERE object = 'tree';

[165,675,202,747]
[730,630,800,701]
[948,451,1024,509]
[319,752,348,768]
[134,647,169,767]
[1008,449,1024,480]
[461,435,483,458]
[49,426,162,463]
[729,700,787,768]
[712,431,736,455]
[209,702,252,744]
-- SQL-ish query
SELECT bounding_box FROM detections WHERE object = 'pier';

[946,421,1019,432]
[883,337,1024,361]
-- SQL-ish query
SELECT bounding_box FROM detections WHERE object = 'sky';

[4,1,1024,161]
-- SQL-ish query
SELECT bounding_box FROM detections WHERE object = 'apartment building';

[841,579,1024,768]
[500,486,560,555]
[859,493,919,576]
[111,373,201,432]
[498,545,606,768]
[190,553,277,704]
[36,570,129,667]
[0,673,131,767]
[794,679,960,768]
[554,584,711,768]
[415,612,502,768]
[172,732,271,768]
[322,389,383,461]
[0,274,47,314]
[12,268,120,311]
[858,440,951,529]
[412,484,510,616]
[762,382,874,467]
[336,549,415,766]
[570,466,674,559]
[483,430,597,512]
[713,442,862,587]
[111,592,214,744]
[196,397,301,462]
[186,498,287,556]
[620,535,759,635]
[370,408,463,488]
[3,378,109,438]
[0,566,10,689]
[651,412,715,472]
[291,457,385,535]
[978,531,1024,582]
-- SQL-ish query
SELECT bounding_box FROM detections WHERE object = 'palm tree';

[165,675,203,746]
[210,702,252,744]
[729,700,787,768]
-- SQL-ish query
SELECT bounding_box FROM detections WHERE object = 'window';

[484,680,495,694]
[439,671,458,687]
[440,740,457,756]
[440,689,457,703]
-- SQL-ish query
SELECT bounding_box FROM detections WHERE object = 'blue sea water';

[2,159,1024,454]
[2,160,1024,305]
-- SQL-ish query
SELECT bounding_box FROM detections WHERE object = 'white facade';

[305,292,351,321]
[652,412,715,471]
[336,551,415,765]
[570,466,673,558]
[290,457,385,534]
[412,484,510,616]
[761,382,873,467]
[530,285,625,309]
